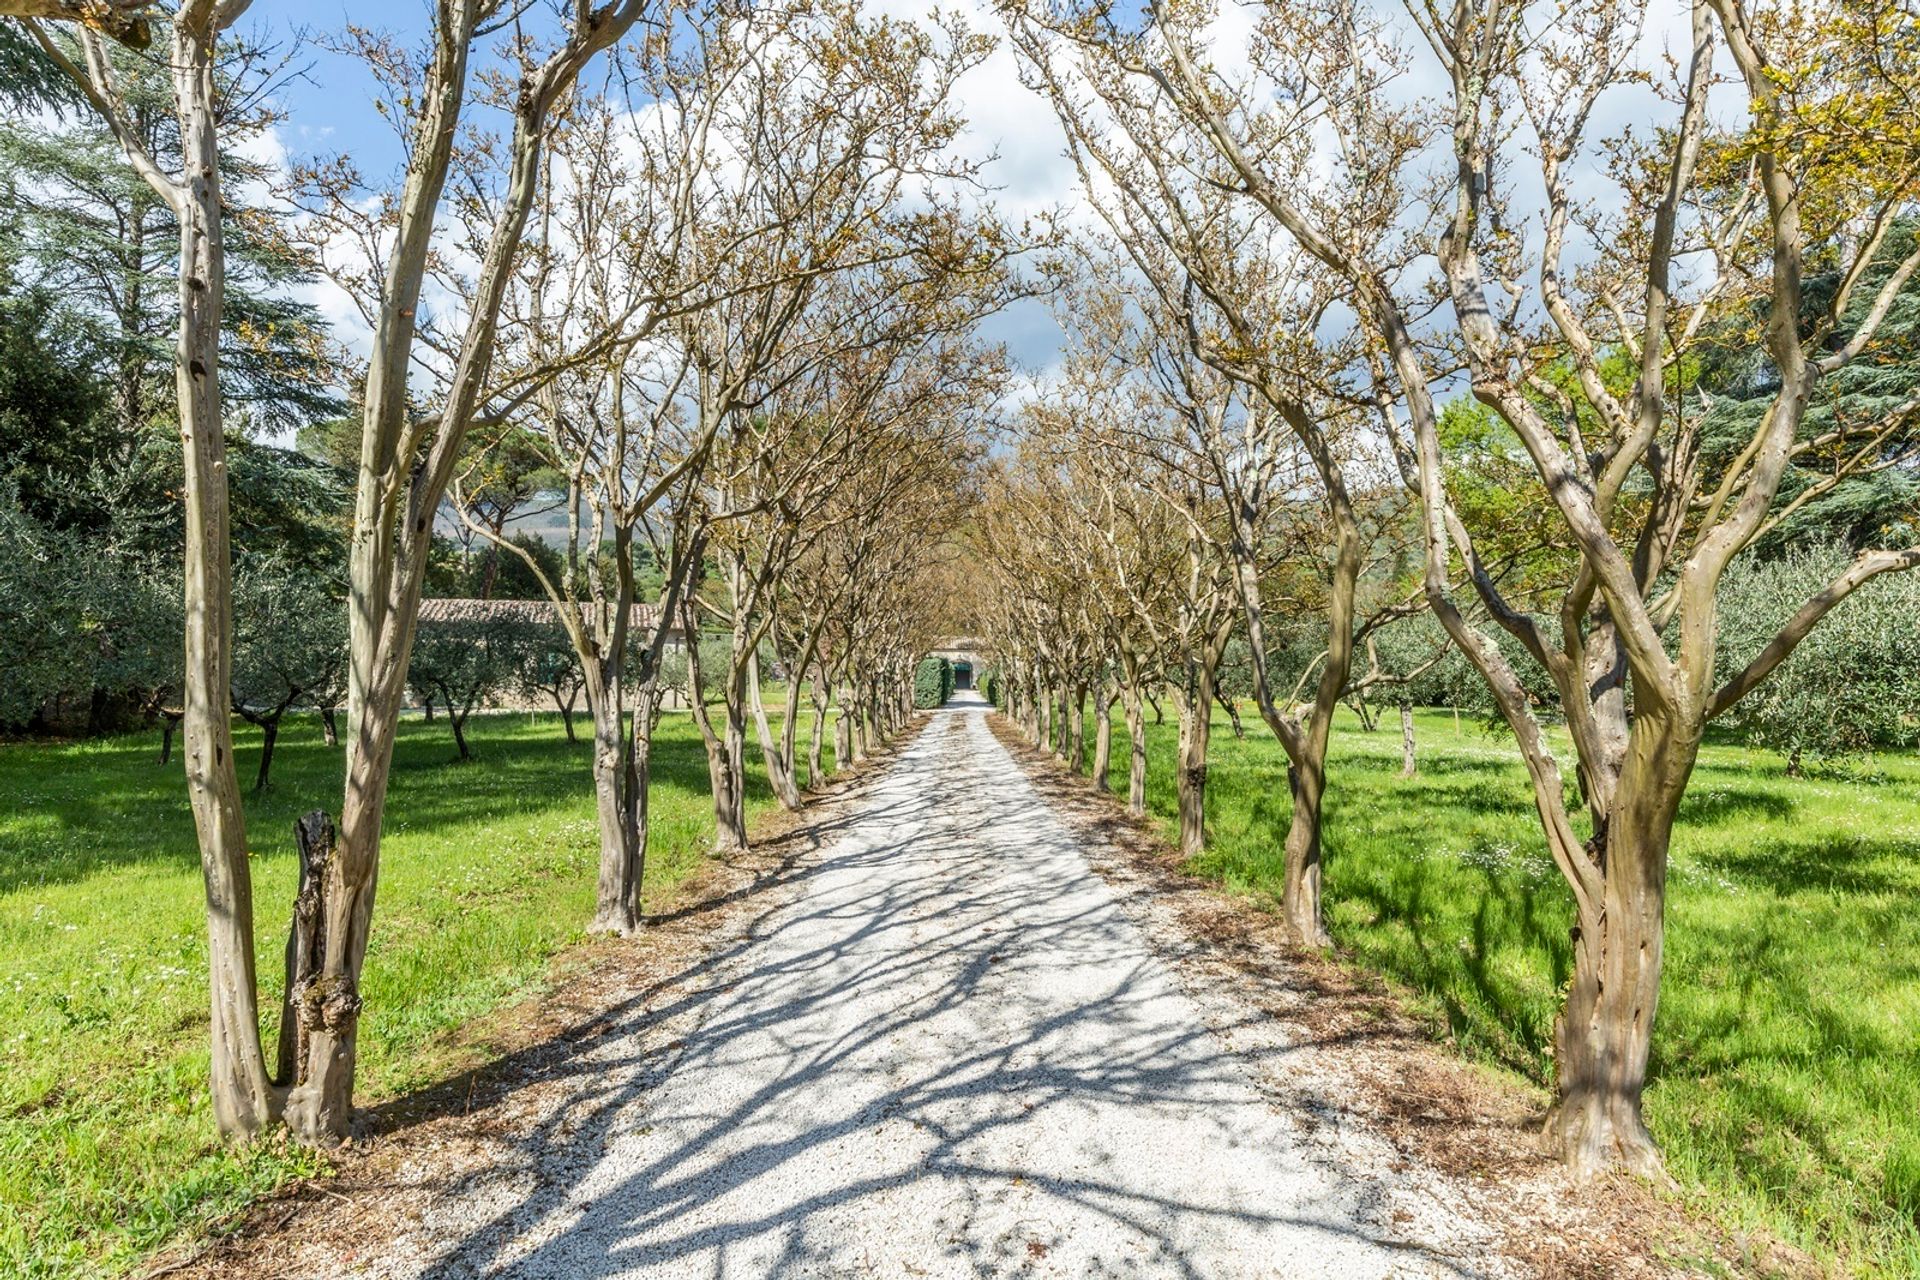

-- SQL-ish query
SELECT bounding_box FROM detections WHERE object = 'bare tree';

[6,0,292,1138]
[286,0,658,1144]
[1028,0,1920,1174]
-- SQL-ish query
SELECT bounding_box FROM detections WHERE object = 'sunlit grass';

[1087,706,1920,1277]
[0,708,828,1277]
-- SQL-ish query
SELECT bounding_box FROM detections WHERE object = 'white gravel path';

[395,693,1505,1279]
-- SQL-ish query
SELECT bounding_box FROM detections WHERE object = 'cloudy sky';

[261,0,1710,415]
[268,0,1081,394]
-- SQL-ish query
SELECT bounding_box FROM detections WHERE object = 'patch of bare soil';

[137,721,931,1280]
[985,715,1820,1280]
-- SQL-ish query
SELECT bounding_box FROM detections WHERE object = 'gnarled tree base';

[1542,1085,1668,1182]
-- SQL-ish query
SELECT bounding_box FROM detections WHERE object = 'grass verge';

[1085,706,1919,1278]
[0,708,826,1278]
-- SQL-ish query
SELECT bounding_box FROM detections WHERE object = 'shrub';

[913,656,952,708]
[1716,544,1920,770]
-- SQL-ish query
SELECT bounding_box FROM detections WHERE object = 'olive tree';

[230,559,346,789]
[1716,546,1920,772]
[407,608,530,762]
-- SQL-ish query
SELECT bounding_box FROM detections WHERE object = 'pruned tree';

[4,0,290,1140]
[514,618,586,742]
[283,0,660,1143]
[407,608,528,762]
[1025,0,1920,1174]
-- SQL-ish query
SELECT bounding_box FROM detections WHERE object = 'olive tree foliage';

[229,558,346,790]
[1716,546,1920,771]
[1012,0,1920,1176]
[407,612,534,763]
[0,490,168,731]
[514,620,586,741]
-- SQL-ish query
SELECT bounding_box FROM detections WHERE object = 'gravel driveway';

[394,693,1502,1278]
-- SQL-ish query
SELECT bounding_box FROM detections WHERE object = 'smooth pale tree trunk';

[686,601,750,854]
[808,674,830,787]
[1067,682,1086,774]
[1091,682,1112,792]
[1174,676,1212,861]
[583,665,643,936]
[834,678,855,767]
[587,685,632,931]
[1399,701,1417,777]
[1123,684,1147,818]
[1545,724,1693,1177]
[847,680,869,763]
[1280,755,1330,946]
[748,654,804,811]
[621,691,658,926]
[152,9,277,1139]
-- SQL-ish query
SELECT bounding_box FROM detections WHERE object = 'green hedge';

[913,656,953,707]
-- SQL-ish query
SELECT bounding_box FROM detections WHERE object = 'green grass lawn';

[0,707,831,1278]
[1082,706,1920,1276]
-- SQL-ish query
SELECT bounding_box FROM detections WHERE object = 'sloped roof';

[417,598,676,631]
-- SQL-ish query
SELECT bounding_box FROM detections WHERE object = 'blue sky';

[258,0,1076,390]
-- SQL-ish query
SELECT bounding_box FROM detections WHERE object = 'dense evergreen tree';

[1697,221,1920,553]
[0,37,338,442]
